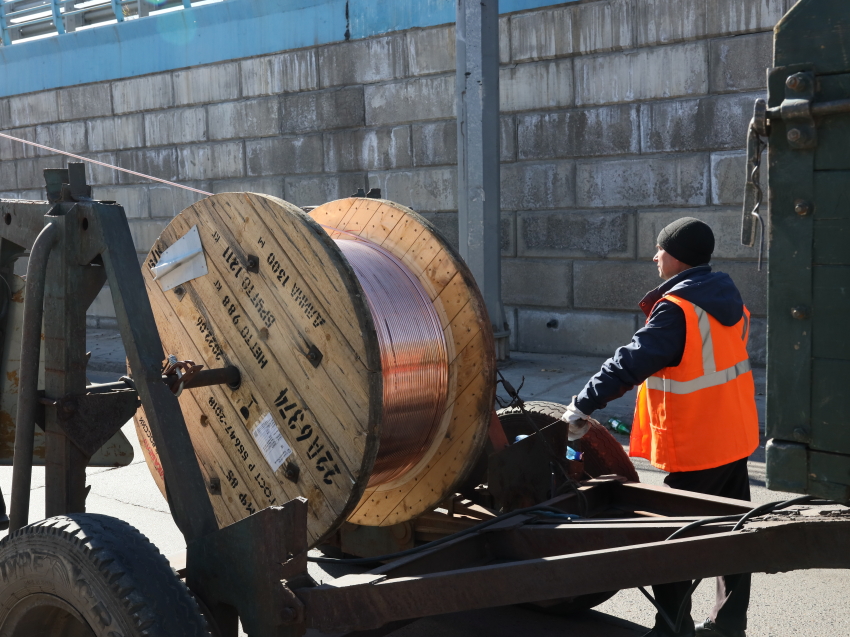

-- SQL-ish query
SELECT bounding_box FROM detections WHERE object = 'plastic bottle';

[606,418,631,435]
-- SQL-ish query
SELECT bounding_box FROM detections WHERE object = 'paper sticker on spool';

[151,225,208,291]
[252,412,293,472]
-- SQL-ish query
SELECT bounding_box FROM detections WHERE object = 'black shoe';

[694,619,746,637]
[641,629,695,637]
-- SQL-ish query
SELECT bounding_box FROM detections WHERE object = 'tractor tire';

[496,401,637,616]
[0,514,210,637]
[496,400,639,482]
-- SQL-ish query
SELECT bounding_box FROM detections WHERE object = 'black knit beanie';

[657,217,715,267]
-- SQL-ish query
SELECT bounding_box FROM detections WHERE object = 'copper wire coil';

[334,236,449,487]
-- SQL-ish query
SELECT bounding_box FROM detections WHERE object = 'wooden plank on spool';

[382,213,426,260]
[333,197,381,236]
[134,193,382,547]
[404,233,445,294]
[437,274,470,326]
[309,199,496,527]
[366,201,408,241]
[309,198,357,233]
[423,249,460,298]
[453,329,489,397]
[351,366,492,526]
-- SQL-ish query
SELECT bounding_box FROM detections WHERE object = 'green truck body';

[762,0,850,503]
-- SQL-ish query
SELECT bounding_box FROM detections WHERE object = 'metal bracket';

[781,71,817,149]
[488,420,569,511]
[44,163,92,204]
[752,98,769,138]
[40,388,140,458]
[187,498,312,637]
[352,188,382,199]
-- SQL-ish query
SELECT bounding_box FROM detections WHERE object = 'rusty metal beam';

[611,482,753,516]
[486,520,728,561]
[299,519,850,633]
[44,206,95,519]
[84,201,219,541]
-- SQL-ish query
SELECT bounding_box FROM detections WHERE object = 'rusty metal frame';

[302,516,850,633]
[297,480,850,634]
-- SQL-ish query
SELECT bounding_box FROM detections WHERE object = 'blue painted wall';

[349,0,575,38]
[0,0,578,98]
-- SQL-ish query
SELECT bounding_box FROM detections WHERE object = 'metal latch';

[759,70,850,151]
[741,71,822,266]
[780,71,817,149]
[741,100,768,268]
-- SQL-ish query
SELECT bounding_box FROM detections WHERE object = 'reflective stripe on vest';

[645,359,751,394]
[695,305,716,374]
[645,303,751,394]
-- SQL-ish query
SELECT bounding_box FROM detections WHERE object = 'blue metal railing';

[0,0,218,44]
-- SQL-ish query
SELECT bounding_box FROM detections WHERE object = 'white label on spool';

[151,225,208,292]
[251,412,293,473]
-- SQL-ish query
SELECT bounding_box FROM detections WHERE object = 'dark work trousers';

[651,457,752,635]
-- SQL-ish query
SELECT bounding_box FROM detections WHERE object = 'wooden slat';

[304,197,356,235]
[333,197,383,236]
[437,274,471,326]
[423,248,460,298]
[363,201,408,241]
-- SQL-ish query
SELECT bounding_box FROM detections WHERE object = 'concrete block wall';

[0,0,789,363]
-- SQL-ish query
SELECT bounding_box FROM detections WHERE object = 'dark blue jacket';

[574,265,746,416]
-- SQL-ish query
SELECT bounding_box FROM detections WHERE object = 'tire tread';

[0,514,209,637]
[496,401,639,482]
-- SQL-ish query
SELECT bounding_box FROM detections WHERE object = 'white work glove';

[561,401,591,441]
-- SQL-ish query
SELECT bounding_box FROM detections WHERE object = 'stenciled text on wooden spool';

[134,193,495,544]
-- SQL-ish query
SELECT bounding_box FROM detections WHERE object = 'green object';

[757,0,850,503]
[606,418,631,436]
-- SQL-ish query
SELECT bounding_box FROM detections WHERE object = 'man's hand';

[561,401,591,441]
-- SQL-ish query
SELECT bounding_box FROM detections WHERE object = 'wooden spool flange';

[134,193,494,546]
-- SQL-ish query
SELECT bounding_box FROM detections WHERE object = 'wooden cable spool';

[134,193,495,546]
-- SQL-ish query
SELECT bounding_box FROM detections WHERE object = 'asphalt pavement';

[0,331,845,637]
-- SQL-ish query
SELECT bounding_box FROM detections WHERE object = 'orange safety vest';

[630,294,759,472]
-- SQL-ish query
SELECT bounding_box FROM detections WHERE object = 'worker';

[562,217,759,637]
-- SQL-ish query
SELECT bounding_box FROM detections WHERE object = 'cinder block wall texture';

[0,0,792,363]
